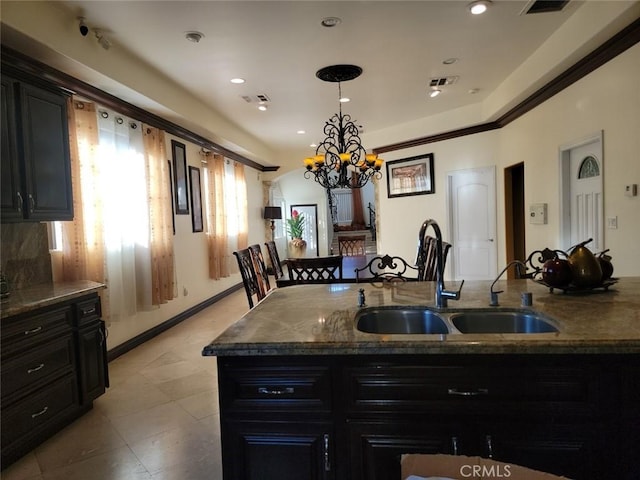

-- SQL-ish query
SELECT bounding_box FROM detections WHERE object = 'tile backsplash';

[1,223,53,291]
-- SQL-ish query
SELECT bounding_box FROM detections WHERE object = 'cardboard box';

[401,454,570,480]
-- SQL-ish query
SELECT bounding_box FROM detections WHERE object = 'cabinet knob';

[447,388,489,396]
[485,435,493,458]
[24,326,43,335]
[451,436,459,456]
[31,406,49,418]
[16,191,23,213]
[28,194,35,213]
[27,363,45,374]
[324,433,331,472]
[257,386,294,395]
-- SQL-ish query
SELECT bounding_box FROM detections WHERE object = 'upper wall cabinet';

[1,72,73,223]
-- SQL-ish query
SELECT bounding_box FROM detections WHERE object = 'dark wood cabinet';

[1,71,73,223]
[1,292,107,468]
[217,354,638,480]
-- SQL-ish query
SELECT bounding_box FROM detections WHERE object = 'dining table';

[276,254,382,287]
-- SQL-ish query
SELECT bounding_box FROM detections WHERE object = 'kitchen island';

[203,278,640,480]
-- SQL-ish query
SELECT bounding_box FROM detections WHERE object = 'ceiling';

[2,1,636,167]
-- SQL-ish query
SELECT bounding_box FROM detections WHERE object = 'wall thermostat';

[530,203,548,225]
[625,184,638,197]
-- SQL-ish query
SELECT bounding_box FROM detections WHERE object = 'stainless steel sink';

[356,308,449,334]
[450,311,558,334]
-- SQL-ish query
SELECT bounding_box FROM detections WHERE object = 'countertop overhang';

[1,280,106,319]
[203,278,640,356]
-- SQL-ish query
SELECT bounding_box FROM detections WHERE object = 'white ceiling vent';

[429,76,459,87]
[241,94,271,103]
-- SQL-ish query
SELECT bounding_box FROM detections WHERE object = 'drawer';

[1,334,75,401]
[75,296,101,327]
[220,364,332,413]
[1,373,79,448]
[344,365,596,416]
[1,307,73,357]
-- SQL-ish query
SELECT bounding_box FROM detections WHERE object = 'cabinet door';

[347,420,463,480]
[222,420,334,480]
[18,83,73,221]
[1,76,22,221]
[482,422,598,480]
[76,320,108,404]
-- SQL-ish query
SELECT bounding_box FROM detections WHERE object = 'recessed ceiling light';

[321,17,342,28]
[297,130,306,135]
[468,0,491,15]
[185,31,204,43]
[339,97,350,103]
[429,89,442,98]
[443,58,458,65]
[258,104,267,111]
[310,143,318,148]
[468,88,480,94]
[230,78,245,84]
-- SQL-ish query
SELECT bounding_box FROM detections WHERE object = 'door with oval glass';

[560,133,603,252]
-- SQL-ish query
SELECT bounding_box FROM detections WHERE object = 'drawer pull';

[27,363,45,374]
[31,406,49,418]
[24,326,43,335]
[257,387,294,395]
[82,307,96,315]
[447,388,489,396]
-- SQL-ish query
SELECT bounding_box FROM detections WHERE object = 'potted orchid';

[287,209,307,255]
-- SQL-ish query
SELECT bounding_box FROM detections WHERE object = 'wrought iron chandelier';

[304,65,383,189]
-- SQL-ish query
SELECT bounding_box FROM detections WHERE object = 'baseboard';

[106,283,243,362]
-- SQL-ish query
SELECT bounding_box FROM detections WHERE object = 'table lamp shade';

[263,206,282,220]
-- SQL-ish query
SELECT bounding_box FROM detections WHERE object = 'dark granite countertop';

[203,277,640,356]
[0,280,106,319]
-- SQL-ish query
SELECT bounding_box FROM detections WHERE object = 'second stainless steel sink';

[450,311,558,334]
[355,307,449,334]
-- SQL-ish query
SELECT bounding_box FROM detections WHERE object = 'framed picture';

[189,166,203,232]
[386,153,435,198]
[171,140,189,214]
[168,160,175,234]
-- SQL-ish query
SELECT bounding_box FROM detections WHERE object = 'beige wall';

[368,44,640,278]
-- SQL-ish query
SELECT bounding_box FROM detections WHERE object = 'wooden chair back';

[249,244,271,298]
[355,254,420,283]
[233,248,263,308]
[416,235,451,281]
[264,240,284,280]
[338,234,366,256]
[286,255,344,284]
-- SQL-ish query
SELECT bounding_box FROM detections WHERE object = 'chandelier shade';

[303,65,383,189]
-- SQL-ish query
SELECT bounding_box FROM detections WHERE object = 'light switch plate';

[529,203,547,224]
[607,216,618,229]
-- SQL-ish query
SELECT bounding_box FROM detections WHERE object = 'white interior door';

[447,166,497,280]
[569,140,603,252]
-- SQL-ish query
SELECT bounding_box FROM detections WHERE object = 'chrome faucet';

[419,219,464,308]
[489,260,530,306]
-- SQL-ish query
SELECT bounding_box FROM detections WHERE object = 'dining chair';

[338,234,366,256]
[233,248,263,309]
[355,254,420,283]
[264,240,284,280]
[285,255,344,284]
[416,235,451,281]
[249,244,271,298]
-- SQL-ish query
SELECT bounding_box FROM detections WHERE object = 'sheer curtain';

[234,161,248,249]
[142,126,176,305]
[205,154,230,280]
[96,108,148,320]
[62,99,105,287]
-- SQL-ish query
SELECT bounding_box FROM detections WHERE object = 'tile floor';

[2,289,249,480]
